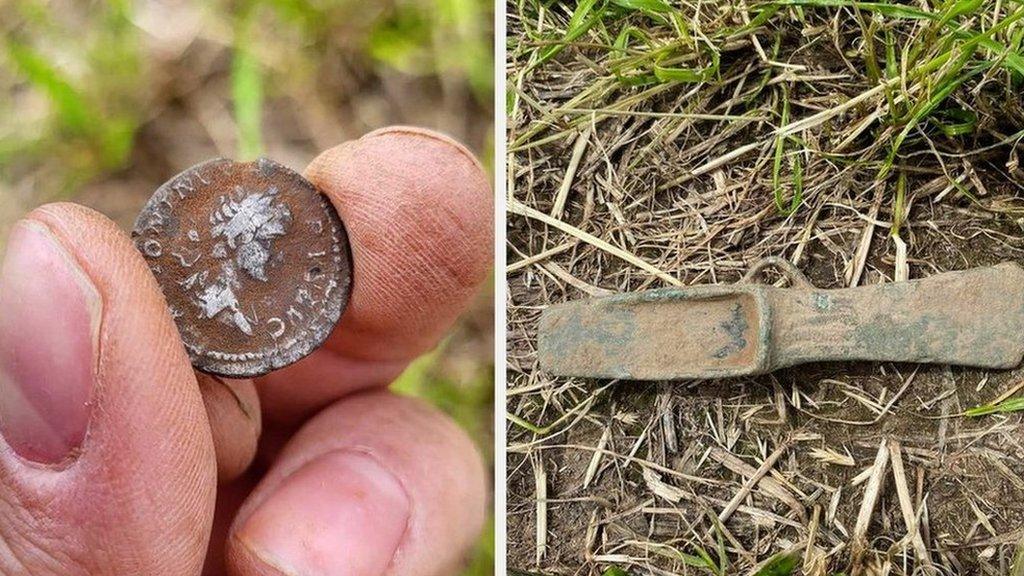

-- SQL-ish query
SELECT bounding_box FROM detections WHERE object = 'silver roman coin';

[132,157,353,378]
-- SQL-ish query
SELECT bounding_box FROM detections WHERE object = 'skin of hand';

[0,127,493,576]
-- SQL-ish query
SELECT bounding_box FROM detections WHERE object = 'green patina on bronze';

[538,260,1024,380]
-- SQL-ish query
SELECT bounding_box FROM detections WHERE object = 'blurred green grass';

[2,1,494,573]
[2,0,494,182]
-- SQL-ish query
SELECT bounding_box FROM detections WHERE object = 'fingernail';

[237,451,410,576]
[362,126,485,172]
[0,221,101,464]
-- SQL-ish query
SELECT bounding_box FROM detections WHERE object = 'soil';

[509,192,1024,574]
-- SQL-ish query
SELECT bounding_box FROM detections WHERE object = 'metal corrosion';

[538,260,1024,380]
[132,158,353,378]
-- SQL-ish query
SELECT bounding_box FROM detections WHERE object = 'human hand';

[0,127,492,576]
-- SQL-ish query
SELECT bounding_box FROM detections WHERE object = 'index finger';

[255,127,493,426]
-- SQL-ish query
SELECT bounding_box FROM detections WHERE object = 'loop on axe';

[739,256,813,288]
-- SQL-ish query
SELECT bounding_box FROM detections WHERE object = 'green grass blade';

[772,118,786,207]
[931,107,977,136]
[609,0,671,15]
[754,552,800,576]
[657,44,719,83]
[966,404,999,416]
[728,5,782,39]
[861,14,881,83]
[652,63,710,82]
[878,63,977,179]
[972,35,1024,76]
[714,517,727,575]
[765,0,935,20]
[966,397,1024,417]
[391,348,443,395]
[232,9,264,160]
[773,86,803,214]
[937,0,984,29]
[680,547,717,572]
[612,26,649,53]
[1012,533,1024,576]
[536,0,605,67]
[6,41,90,134]
[762,0,1024,75]
[892,170,906,236]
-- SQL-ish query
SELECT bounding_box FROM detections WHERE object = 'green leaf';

[263,0,325,31]
[506,86,517,115]
[392,348,443,396]
[565,0,603,37]
[602,568,631,576]
[97,116,136,168]
[754,552,800,576]
[706,515,727,575]
[973,36,1024,77]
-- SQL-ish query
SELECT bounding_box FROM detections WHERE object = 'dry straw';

[507,0,1024,574]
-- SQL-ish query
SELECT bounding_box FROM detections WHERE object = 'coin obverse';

[132,158,353,378]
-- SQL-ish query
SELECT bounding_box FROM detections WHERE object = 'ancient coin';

[132,158,352,378]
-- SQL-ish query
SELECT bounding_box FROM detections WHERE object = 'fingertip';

[255,129,494,425]
[232,450,410,576]
[0,202,217,575]
[197,375,261,484]
[227,391,488,576]
[305,127,493,361]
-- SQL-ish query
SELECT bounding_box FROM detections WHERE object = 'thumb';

[0,204,217,575]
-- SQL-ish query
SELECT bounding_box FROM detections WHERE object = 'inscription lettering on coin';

[132,158,353,378]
